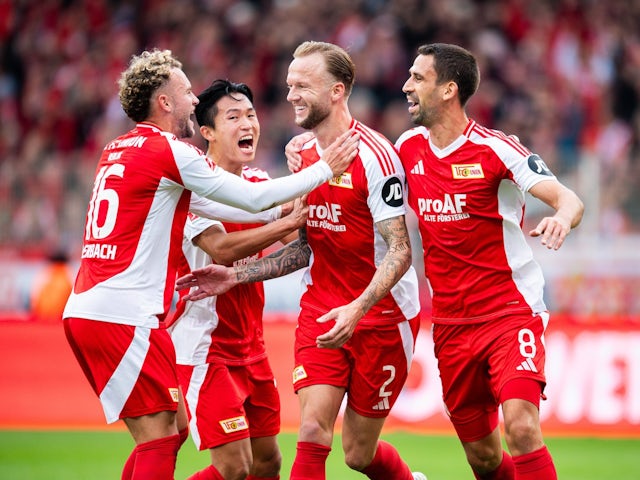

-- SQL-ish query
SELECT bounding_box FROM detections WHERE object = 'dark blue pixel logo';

[382,177,404,207]
[527,154,553,176]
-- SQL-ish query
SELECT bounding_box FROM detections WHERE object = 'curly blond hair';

[118,49,183,122]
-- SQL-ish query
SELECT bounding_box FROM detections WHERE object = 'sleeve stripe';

[471,124,530,156]
[355,121,396,176]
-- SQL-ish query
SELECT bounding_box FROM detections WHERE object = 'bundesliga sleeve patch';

[382,177,404,207]
[527,154,553,176]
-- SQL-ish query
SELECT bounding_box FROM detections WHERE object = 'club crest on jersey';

[219,416,249,434]
[292,365,308,384]
[168,388,180,402]
[329,172,353,189]
[452,163,484,179]
[527,154,553,176]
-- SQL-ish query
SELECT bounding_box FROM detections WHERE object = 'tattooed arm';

[176,228,311,301]
[315,215,413,348]
[236,227,311,283]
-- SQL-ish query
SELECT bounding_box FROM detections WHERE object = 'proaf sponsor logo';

[307,202,346,232]
[417,193,470,222]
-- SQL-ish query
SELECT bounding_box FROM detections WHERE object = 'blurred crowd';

[1,0,639,260]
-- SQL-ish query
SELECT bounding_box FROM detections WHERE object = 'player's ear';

[442,81,458,101]
[157,93,172,112]
[331,82,345,101]
[200,125,215,142]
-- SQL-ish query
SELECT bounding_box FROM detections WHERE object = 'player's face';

[402,54,443,128]
[286,53,333,130]
[206,94,260,169]
[167,68,199,138]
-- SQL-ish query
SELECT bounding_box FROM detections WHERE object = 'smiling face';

[201,93,260,173]
[286,52,334,131]
[402,54,445,128]
[166,68,199,138]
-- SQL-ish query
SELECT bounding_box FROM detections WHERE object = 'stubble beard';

[178,117,195,139]
[412,105,435,129]
[297,103,331,131]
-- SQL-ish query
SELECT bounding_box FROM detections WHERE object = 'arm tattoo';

[235,227,311,284]
[356,216,412,314]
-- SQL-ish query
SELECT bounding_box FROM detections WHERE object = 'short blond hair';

[118,49,182,122]
[293,41,355,96]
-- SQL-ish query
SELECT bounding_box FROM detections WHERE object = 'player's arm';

[189,193,282,224]
[188,130,359,212]
[176,227,312,301]
[193,197,308,265]
[316,215,412,349]
[528,179,584,250]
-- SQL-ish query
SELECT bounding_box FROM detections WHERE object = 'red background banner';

[1,314,638,437]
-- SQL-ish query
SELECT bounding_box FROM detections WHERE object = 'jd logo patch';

[527,154,553,176]
[382,177,403,207]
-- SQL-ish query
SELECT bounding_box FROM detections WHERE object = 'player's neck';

[313,107,353,150]
[207,152,244,176]
[428,113,469,150]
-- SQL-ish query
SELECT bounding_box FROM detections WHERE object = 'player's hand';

[285,132,315,173]
[315,302,365,349]
[280,200,294,217]
[285,195,308,229]
[175,264,237,300]
[529,215,571,250]
[321,129,360,177]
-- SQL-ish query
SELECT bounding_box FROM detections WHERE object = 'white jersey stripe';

[185,364,208,449]
[397,319,415,373]
[100,326,151,423]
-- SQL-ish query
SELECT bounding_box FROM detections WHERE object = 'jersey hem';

[430,306,540,325]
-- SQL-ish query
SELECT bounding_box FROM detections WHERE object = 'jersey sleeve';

[367,171,407,224]
[184,215,224,242]
[359,138,407,224]
[189,193,281,224]
[171,140,333,212]
[491,137,557,192]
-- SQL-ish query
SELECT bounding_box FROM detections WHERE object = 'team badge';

[329,172,353,188]
[219,416,249,434]
[527,154,553,176]
[292,365,308,384]
[168,388,180,402]
[381,177,403,207]
[452,163,484,179]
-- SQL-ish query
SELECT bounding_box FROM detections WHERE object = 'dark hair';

[417,43,480,107]
[195,79,254,128]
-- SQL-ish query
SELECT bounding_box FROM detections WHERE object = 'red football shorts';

[293,308,420,418]
[433,312,549,442]
[177,358,280,450]
[64,317,179,424]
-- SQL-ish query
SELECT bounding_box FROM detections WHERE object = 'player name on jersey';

[81,243,117,260]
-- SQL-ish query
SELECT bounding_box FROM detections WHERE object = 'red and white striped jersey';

[299,120,420,325]
[64,122,333,328]
[171,166,271,366]
[396,120,555,324]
